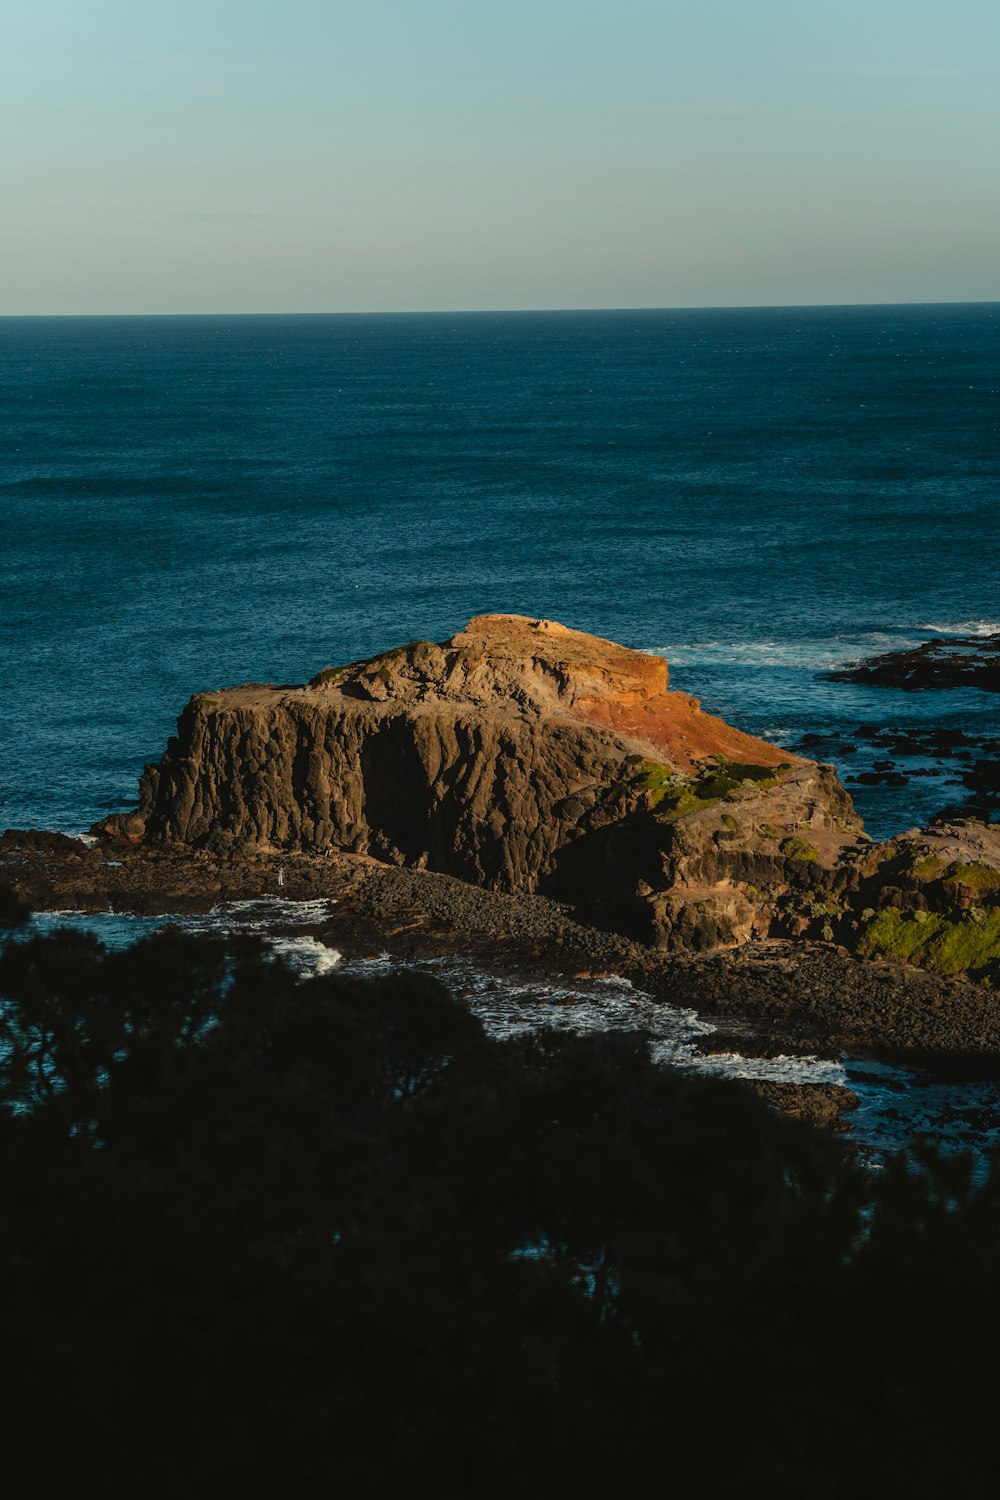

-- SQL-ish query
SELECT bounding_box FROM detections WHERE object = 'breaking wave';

[644,628,933,673]
[919,620,1000,637]
[269,935,341,975]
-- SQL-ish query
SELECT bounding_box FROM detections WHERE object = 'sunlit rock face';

[98,614,862,949]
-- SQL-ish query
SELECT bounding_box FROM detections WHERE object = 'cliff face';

[100,614,863,948]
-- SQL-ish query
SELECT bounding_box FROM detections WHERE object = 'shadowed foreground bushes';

[2,930,1000,1496]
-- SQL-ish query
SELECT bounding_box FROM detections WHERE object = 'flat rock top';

[204,613,795,774]
[453,613,669,691]
[891,820,1000,870]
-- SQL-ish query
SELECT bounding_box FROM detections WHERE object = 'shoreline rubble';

[5,829,1000,1074]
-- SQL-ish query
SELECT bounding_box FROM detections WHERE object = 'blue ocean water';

[3,305,999,840]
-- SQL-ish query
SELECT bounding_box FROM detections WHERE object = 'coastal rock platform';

[828,629,1000,693]
[5,830,1000,1070]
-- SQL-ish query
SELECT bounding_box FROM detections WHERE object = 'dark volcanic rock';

[743,1081,859,1131]
[0,880,30,928]
[829,632,1000,692]
[839,721,1000,824]
[664,940,1000,1061]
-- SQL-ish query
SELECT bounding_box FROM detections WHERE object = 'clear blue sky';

[2,0,998,313]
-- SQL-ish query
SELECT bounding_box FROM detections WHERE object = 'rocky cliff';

[99,614,864,949]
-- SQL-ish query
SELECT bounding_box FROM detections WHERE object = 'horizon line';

[2,297,999,320]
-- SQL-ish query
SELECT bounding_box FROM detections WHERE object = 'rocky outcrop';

[97,614,864,950]
[845,819,1000,984]
[828,632,1000,692]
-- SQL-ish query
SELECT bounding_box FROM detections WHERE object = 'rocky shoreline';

[5,615,999,1142]
[5,828,1000,1074]
[828,629,1000,693]
[816,632,1000,824]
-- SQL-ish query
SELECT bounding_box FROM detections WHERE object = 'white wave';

[683,1049,846,1086]
[25,906,342,978]
[644,632,928,672]
[336,955,844,1088]
[29,909,169,949]
[199,897,339,931]
[642,618,1000,674]
[23,898,340,954]
[269,936,341,976]
[919,620,1000,638]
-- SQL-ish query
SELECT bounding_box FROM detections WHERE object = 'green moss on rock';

[636,762,678,806]
[310,665,350,686]
[909,852,947,882]
[946,863,1000,895]
[640,755,789,820]
[859,907,1000,979]
[657,791,720,821]
[780,836,819,863]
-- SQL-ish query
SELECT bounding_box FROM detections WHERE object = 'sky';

[2,0,999,314]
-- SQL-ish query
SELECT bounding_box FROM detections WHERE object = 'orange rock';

[452,614,793,772]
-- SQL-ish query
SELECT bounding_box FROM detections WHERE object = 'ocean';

[5,306,1000,1159]
[3,304,998,842]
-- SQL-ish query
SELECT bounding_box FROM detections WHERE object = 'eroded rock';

[95,614,863,950]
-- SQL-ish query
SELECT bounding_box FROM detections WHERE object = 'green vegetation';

[635,761,685,806]
[311,642,432,689]
[946,862,1000,895]
[909,852,946,882]
[859,906,1000,979]
[780,890,843,936]
[759,822,781,841]
[780,835,819,863]
[657,790,720,820]
[638,756,791,821]
[695,758,790,800]
[379,639,432,663]
[634,761,710,816]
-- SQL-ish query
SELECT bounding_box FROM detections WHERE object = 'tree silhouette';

[1,927,999,1496]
